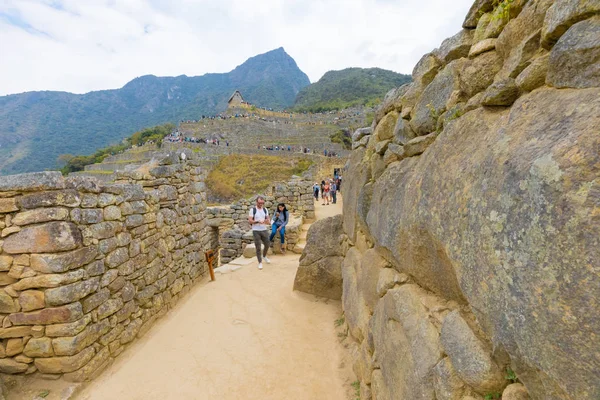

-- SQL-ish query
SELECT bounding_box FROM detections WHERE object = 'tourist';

[248,196,271,270]
[331,179,337,204]
[269,203,289,254]
[322,181,330,205]
[313,182,320,200]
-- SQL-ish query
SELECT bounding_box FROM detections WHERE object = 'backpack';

[252,207,268,219]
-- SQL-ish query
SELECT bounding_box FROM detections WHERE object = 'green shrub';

[58,123,174,175]
[330,129,352,149]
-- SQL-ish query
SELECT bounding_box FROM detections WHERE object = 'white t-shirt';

[249,207,268,231]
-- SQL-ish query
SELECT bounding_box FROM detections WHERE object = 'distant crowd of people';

[164,131,229,146]
[180,112,293,125]
[164,130,340,157]
[313,175,342,205]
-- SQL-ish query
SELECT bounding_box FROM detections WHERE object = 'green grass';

[484,393,501,400]
[506,367,518,383]
[365,112,374,127]
[334,316,345,327]
[351,380,361,400]
[330,130,352,150]
[206,154,313,202]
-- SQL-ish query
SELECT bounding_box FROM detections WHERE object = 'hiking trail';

[72,197,352,400]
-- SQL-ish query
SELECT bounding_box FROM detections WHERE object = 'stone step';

[292,242,305,254]
[301,223,311,232]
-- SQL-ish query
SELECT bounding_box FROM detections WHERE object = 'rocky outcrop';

[293,215,344,300]
[341,1,600,399]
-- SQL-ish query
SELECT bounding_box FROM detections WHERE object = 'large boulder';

[411,61,464,135]
[503,383,531,400]
[546,16,600,88]
[341,248,371,342]
[463,0,495,28]
[373,111,399,142]
[460,51,504,98]
[412,53,443,87]
[360,87,600,399]
[441,311,506,393]
[294,215,344,300]
[374,87,407,125]
[496,0,554,61]
[541,0,600,48]
[370,284,445,400]
[516,52,550,92]
[435,29,474,63]
[3,222,83,254]
[342,148,371,243]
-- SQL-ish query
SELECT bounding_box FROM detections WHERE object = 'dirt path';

[73,196,351,400]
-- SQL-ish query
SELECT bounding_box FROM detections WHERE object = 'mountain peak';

[0,48,311,175]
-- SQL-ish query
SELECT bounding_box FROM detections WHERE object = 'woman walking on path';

[270,203,289,254]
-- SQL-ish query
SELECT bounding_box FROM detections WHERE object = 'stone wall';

[340,1,600,400]
[206,178,314,264]
[0,160,217,382]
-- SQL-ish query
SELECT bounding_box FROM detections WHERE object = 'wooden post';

[205,250,216,281]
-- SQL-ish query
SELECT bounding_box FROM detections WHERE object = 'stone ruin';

[333,1,600,399]
[0,161,215,383]
[0,152,319,392]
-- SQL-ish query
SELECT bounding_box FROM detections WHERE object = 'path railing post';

[205,250,216,281]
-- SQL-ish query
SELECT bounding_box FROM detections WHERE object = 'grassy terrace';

[206,154,313,203]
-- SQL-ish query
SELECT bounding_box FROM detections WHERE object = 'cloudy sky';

[0,0,474,96]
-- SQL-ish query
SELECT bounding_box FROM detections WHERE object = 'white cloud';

[0,0,475,96]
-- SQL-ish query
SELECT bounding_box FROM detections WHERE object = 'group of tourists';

[259,144,294,151]
[181,113,290,125]
[164,131,230,146]
[313,176,342,205]
[246,172,344,270]
[257,145,315,153]
[248,197,290,270]
[323,150,340,157]
[164,131,339,156]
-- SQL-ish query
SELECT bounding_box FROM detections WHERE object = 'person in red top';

[322,181,330,205]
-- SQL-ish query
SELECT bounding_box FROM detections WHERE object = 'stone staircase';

[293,223,311,254]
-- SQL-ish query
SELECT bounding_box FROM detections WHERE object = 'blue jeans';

[269,224,286,243]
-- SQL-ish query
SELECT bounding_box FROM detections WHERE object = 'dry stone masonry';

[339,1,600,399]
[0,159,217,382]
